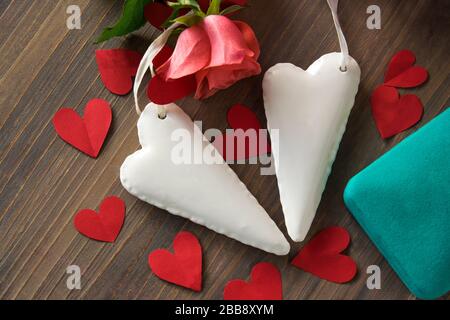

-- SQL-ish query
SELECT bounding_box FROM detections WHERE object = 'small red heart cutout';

[384,50,428,88]
[213,104,271,161]
[52,98,112,158]
[148,231,202,292]
[223,262,282,300]
[96,49,142,95]
[291,226,357,283]
[74,196,125,242]
[147,45,196,104]
[227,104,262,131]
[144,2,173,30]
[371,85,424,139]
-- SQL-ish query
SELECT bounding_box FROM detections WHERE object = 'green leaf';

[172,12,203,27]
[162,7,181,29]
[167,0,205,16]
[95,0,153,43]
[169,27,186,38]
[167,0,200,11]
[220,4,244,16]
[207,0,221,15]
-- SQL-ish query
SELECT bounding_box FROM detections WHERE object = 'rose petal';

[148,74,196,104]
[157,25,211,80]
[207,58,261,89]
[233,21,260,59]
[149,45,196,104]
[201,15,254,68]
[195,57,261,99]
[153,45,173,69]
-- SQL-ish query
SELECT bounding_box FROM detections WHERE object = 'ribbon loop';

[327,0,349,71]
[133,23,180,116]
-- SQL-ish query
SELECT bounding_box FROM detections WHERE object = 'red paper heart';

[291,226,357,283]
[227,103,262,131]
[96,49,142,95]
[223,262,282,300]
[52,99,112,158]
[371,85,424,139]
[144,2,173,30]
[147,45,196,104]
[74,196,125,242]
[212,104,271,161]
[384,50,428,88]
[148,231,202,292]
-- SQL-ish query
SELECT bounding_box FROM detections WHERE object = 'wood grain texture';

[0,0,449,300]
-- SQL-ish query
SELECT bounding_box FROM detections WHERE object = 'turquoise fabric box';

[344,109,450,299]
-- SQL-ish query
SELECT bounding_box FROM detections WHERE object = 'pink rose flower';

[157,15,261,99]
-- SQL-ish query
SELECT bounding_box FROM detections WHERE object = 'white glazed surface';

[263,52,361,242]
[120,103,290,255]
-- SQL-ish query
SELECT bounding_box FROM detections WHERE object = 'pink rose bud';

[157,15,261,100]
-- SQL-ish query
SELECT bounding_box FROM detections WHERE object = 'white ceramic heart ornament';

[263,0,361,242]
[120,25,290,255]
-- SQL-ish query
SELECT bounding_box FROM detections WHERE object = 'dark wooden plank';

[0,0,449,300]
[0,0,30,47]
[0,0,12,17]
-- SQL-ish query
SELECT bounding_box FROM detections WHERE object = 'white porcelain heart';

[263,52,361,242]
[120,103,290,255]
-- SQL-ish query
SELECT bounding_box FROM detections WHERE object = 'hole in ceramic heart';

[339,65,347,72]
[158,113,167,120]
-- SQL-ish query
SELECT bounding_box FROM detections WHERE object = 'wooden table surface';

[0,0,449,300]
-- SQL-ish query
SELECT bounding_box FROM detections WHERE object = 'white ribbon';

[327,0,349,71]
[133,23,180,116]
